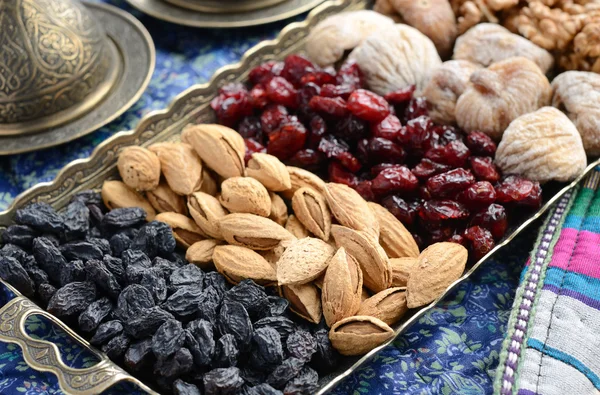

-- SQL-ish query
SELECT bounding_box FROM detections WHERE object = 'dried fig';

[495,107,587,183]
[455,57,552,140]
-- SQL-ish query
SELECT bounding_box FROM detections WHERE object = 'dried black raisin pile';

[0,192,340,394]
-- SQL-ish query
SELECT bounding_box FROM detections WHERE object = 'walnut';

[422,60,482,124]
[455,57,552,140]
[387,0,458,57]
[348,24,442,95]
[453,23,555,73]
[374,0,404,23]
[495,107,587,183]
[451,0,518,34]
[552,70,600,155]
[305,11,395,67]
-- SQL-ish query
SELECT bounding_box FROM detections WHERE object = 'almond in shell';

[116,146,161,191]
[101,180,156,221]
[186,239,224,270]
[219,177,271,217]
[199,168,219,196]
[368,202,419,258]
[219,213,296,250]
[329,315,394,356]
[187,192,228,239]
[155,212,206,248]
[181,124,245,179]
[277,237,336,286]
[269,193,288,226]
[285,215,310,239]
[292,187,332,241]
[325,183,379,240]
[406,242,467,308]
[281,166,327,199]
[148,142,203,195]
[357,287,408,326]
[322,247,363,327]
[281,283,322,324]
[213,245,277,286]
[147,181,187,215]
[247,153,292,191]
[389,257,417,287]
[331,225,391,293]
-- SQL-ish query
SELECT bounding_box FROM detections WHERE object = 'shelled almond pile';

[103,123,468,356]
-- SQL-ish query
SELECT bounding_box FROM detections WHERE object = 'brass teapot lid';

[0,0,120,136]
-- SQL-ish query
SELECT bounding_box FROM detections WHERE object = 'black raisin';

[197,299,218,325]
[0,243,30,265]
[213,334,239,368]
[250,327,284,370]
[91,320,123,346]
[102,207,146,229]
[109,233,132,257]
[79,297,113,332]
[263,296,289,318]
[224,280,268,320]
[218,301,253,349]
[88,205,105,226]
[102,333,131,360]
[85,259,122,300]
[152,319,185,360]
[61,241,103,262]
[115,284,155,320]
[203,367,244,395]
[62,201,90,241]
[1,225,38,248]
[154,347,193,379]
[103,255,126,286]
[71,190,102,206]
[126,264,149,284]
[286,331,317,363]
[266,358,305,390]
[204,271,229,297]
[59,259,86,287]
[241,368,267,387]
[185,319,214,366]
[169,265,205,290]
[124,337,154,372]
[162,251,187,267]
[140,268,168,303]
[0,256,35,297]
[173,379,202,395]
[15,202,63,234]
[282,366,318,395]
[87,237,111,256]
[38,283,57,306]
[131,221,176,258]
[122,249,152,268]
[153,256,180,278]
[87,226,103,238]
[47,281,97,317]
[32,237,67,283]
[124,306,173,339]
[312,328,339,371]
[248,384,284,395]
[162,286,203,320]
[254,317,297,343]
[27,266,49,289]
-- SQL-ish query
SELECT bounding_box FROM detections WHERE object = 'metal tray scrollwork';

[0,0,598,393]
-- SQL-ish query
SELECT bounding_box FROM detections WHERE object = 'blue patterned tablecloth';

[0,1,533,393]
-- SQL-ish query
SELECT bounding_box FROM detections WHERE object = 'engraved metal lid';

[0,0,119,136]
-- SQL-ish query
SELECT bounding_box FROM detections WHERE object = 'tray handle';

[0,296,158,395]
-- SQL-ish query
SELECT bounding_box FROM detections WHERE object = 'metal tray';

[0,0,598,393]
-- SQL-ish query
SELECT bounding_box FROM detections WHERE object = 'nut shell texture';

[117,147,160,191]
[495,107,587,183]
[349,24,442,95]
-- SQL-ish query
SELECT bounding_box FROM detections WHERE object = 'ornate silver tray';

[0,0,598,393]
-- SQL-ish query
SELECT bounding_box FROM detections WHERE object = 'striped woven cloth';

[495,169,600,395]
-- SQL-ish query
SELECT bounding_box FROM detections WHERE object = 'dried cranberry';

[370,163,399,177]
[266,77,298,108]
[300,70,336,86]
[470,204,508,240]
[219,83,247,97]
[244,139,266,164]
[338,152,362,173]
[458,181,496,207]
[347,89,390,122]
[426,169,476,198]
[435,125,463,145]
[425,140,471,168]
[238,116,263,141]
[260,105,288,134]
[288,149,325,170]
[297,83,321,109]
[372,114,402,141]
[249,84,269,109]
[267,120,307,160]
[466,131,497,156]
[412,159,452,179]
[354,180,375,201]
[309,96,348,118]
[398,116,433,155]
[419,200,470,222]
[336,61,364,88]
[495,175,542,208]
[282,55,316,85]
[333,115,368,144]
[360,137,405,165]
[328,161,359,187]
[463,226,495,261]
[371,166,419,196]
[469,157,500,183]
[419,185,432,200]
[428,226,454,243]
[307,115,327,149]
[210,86,253,127]
[318,136,361,172]
[404,97,428,120]
[249,61,283,85]
[320,84,355,100]
[380,195,421,226]
[448,234,467,247]
[384,86,415,105]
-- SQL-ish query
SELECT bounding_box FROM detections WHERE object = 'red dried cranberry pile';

[210,54,542,261]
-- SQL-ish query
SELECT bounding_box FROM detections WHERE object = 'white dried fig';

[422,60,481,125]
[453,23,554,73]
[305,10,395,67]
[348,24,442,95]
[495,107,587,183]
[551,71,600,156]
[455,57,552,140]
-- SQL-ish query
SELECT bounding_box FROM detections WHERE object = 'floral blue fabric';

[0,1,531,393]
